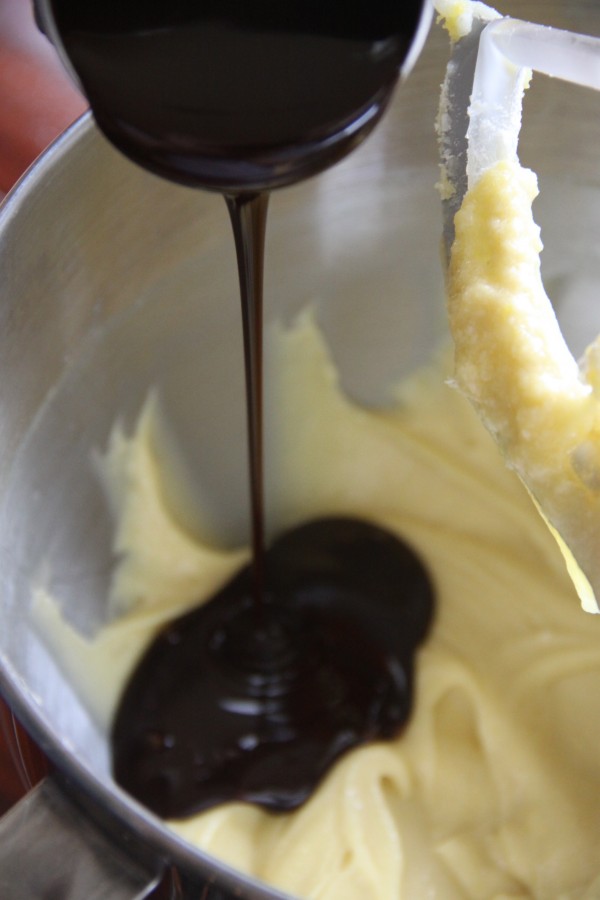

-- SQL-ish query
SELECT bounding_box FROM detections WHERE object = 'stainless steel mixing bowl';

[0,1,599,896]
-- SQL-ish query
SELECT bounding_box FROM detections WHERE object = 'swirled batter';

[35,311,600,898]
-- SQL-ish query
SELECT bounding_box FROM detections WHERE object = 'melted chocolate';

[112,517,434,818]
[45,0,435,819]
[48,1,422,192]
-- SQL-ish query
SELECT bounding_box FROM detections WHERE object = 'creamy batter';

[436,0,600,612]
[36,311,600,898]
[447,160,600,613]
[31,4,600,893]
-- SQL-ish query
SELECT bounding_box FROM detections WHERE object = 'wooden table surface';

[0,698,27,816]
[0,696,52,816]
[0,0,86,817]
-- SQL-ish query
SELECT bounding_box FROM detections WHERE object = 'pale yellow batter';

[447,160,600,614]
[436,0,600,612]
[32,5,600,893]
[36,311,600,898]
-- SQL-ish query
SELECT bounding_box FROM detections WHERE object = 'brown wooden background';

[0,697,27,815]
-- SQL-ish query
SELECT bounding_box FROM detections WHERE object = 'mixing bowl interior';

[0,0,599,890]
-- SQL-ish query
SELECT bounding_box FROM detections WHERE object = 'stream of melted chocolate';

[48,0,434,818]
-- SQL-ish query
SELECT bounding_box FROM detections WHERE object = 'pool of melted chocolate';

[112,518,434,818]
[45,0,434,819]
